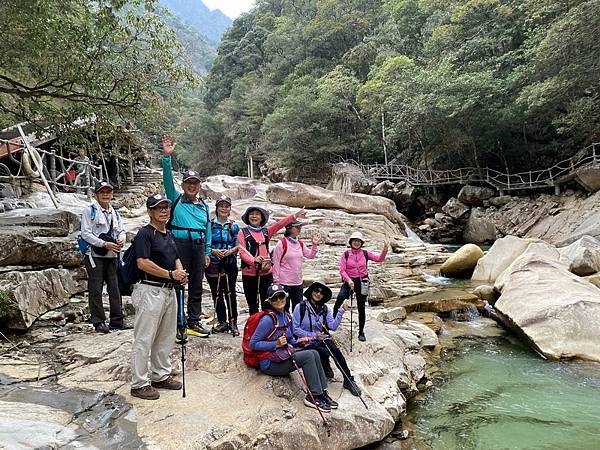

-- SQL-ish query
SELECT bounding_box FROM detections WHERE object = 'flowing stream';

[400,268,600,450]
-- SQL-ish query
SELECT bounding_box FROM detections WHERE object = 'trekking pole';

[286,347,331,434]
[322,330,368,410]
[349,288,354,353]
[222,272,235,335]
[255,262,262,312]
[177,288,186,398]
[212,271,222,331]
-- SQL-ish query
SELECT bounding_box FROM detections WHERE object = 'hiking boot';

[213,321,230,333]
[175,329,188,344]
[131,385,159,400]
[186,323,210,338]
[358,332,366,342]
[230,320,240,337]
[151,375,182,390]
[109,323,133,331]
[94,322,110,334]
[343,377,362,397]
[304,394,331,412]
[322,390,339,409]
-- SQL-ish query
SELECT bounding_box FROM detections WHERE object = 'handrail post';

[50,149,57,193]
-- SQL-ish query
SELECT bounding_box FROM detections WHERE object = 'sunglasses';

[270,293,287,302]
[313,288,324,295]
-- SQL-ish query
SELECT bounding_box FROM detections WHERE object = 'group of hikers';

[79,135,388,411]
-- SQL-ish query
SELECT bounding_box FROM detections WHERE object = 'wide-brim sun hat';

[348,231,366,246]
[242,206,270,227]
[303,281,332,304]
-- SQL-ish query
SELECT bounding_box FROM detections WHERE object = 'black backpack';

[118,227,156,296]
[240,226,270,269]
[166,194,209,236]
[299,300,329,332]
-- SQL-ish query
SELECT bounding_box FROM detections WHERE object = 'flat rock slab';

[387,289,483,313]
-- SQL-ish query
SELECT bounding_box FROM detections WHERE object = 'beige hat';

[348,231,366,246]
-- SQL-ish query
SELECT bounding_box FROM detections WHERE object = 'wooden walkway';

[361,143,600,192]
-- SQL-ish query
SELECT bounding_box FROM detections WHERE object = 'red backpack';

[271,237,305,260]
[242,311,279,367]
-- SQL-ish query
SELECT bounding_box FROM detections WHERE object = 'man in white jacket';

[80,181,127,333]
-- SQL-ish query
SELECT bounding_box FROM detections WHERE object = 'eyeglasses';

[153,206,170,212]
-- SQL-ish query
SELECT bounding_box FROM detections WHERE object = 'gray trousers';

[261,349,328,396]
[130,283,177,389]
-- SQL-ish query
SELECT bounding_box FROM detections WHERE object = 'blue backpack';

[77,205,97,254]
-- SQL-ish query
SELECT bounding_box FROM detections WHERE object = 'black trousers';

[84,255,123,327]
[333,277,367,333]
[206,266,238,322]
[242,273,273,315]
[282,284,304,313]
[311,339,353,380]
[175,239,205,325]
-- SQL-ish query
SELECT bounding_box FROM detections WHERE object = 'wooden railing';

[0,135,103,196]
[360,143,599,191]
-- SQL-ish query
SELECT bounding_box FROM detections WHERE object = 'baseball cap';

[146,193,172,209]
[94,181,113,193]
[182,170,201,182]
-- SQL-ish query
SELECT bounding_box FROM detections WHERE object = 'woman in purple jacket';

[293,281,362,396]
[249,284,338,412]
[333,231,388,342]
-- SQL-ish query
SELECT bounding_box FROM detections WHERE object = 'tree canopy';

[0,0,197,130]
[181,0,598,177]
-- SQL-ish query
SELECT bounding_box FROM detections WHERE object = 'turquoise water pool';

[411,333,600,449]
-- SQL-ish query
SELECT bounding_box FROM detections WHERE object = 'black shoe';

[322,390,339,409]
[109,323,133,331]
[324,369,335,380]
[230,321,240,337]
[343,377,362,397]
[304,394,331,412]
[94,323,110,334]
[358,332,366,342]
[213,321,230,333]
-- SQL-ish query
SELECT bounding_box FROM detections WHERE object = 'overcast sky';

[203,0,255,19]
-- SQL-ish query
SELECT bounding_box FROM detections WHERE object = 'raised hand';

[162,134,176,155]
[295,207,307,219]
[311,231,321,246]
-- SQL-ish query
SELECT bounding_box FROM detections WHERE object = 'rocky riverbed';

[0,176,457,449]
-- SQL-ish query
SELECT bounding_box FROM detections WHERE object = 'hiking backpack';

[242,310,291,367]
[240,227,270,269]
[166,194,209,235]
[77,205,121,254]
[344,249,369,266]
[299,301,328,332]
[117,226,157,296]
[272,237,305,261]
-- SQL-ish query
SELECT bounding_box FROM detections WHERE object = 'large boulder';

[0,230,82,268]
[372,181,415,212]
[472,235,537,282]
[0,267,87,329]
[457,185,496,206]
[202,175,269,201]
[327,162,375,194]
[557,212,600,246]
[558,235,600,276]
[493,242,600,362]
[440,244,484,278]
[266,182,407,226]
[442,197,470,219]
[463,207,497,243]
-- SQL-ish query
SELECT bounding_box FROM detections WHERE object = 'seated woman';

[293,281,362,396]
[249,284,338,412]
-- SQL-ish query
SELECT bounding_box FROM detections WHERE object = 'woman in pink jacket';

[271,220,320,312]
[238,206,306,314]
[333,231,388,342]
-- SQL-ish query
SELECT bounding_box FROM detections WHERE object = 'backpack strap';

[265,311,279,340]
